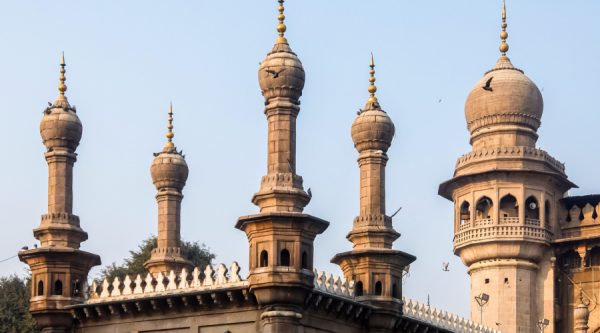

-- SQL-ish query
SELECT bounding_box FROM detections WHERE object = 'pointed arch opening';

[259,250,268,268]
[525,196,540,226]
[37,280,44,296]
[53,280,63,296]
[475,196,493,223]
[374,281,383,296]
[459,201,471,226]
[301,251,308,269]
[392,283,398,298]
[280,249,290,266]
[499,194,518,224]
[355,281,363,296]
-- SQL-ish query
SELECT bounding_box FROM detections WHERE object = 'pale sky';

[1,1,599,318]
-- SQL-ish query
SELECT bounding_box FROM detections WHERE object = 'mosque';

[17,1,599,332]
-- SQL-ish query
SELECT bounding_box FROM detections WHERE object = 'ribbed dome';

[150,148,188,191]
[351,106,395,153]
[258,43,305,102]
[465,56,543,134]
[40,102,82,151]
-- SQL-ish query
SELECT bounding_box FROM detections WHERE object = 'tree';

[0,275,37,333]
[99,236,215,281]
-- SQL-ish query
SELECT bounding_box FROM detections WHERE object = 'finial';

[367,53,378,104]
[164,102,175,150]
[499,0,509,56]
[58,52,67,96]
[275,0,288,44]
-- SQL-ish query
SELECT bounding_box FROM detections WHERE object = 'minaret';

[438,3,575,332]
[19,54,101,333]
[236,1,328,331]
[145,103,192,275]
[331,55,415,330]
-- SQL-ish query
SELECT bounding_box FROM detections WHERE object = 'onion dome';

[40,53,82,151]
[464,2,543,135]
[351,54,395,152]
[258,0,305,103]
[150,103,189,191]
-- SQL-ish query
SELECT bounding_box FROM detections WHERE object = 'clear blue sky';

[1,1,599,318]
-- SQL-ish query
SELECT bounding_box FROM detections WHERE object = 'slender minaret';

[439,3,575,332]
[145,103,192,275]
[19,54,101,333]
[332,55,415,330]
[236,1,328,332]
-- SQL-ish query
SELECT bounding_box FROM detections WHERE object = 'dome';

[351,107,395,153]
[40,103,82,151]
[150,148,188,191]
[258,43,305,102]
[465,56,543,135]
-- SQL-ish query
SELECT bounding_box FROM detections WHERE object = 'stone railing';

[86,262,246,303]
[524,218,541,226]
[499,217,519,225]
[458,221,471,231]
[312,269,355,297]
[402,298,501,333]
[455,224,552,247]
[474,218,493,227]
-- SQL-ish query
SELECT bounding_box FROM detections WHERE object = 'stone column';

[358,150,387,216]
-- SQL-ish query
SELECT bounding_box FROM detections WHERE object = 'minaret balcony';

[454,218,552,249]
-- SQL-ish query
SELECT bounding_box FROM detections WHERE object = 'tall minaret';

[145,103,192,275]
[438,3,575,332]
[332,55,415,330]
[19,54,101,333]
[236,1,328,331]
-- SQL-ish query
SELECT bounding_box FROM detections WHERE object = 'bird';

[34,244,38,248]
[265,68,286,78]
[438,98,442,103]
[307,188,312,198]
[442,262,450,272]
[47,102,52,106]
[21,246,28,251]
[390,206,402,218]
[357,109,363,115]
[482,77,494,91]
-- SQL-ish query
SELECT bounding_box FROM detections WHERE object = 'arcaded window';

[259,250,268,267]
[374,281,383,296]
[459,201,471,225]
[37,281,44,296]
[301,251,308,269]
[475,196,493,220]
[525,196,540,221]
[355,281,363,296]
[280,249,290,266]
[53,280,63,296]
[499,194,518,223]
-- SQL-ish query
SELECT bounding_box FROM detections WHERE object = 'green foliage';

[99,235,215,281]
[0,275,37,333]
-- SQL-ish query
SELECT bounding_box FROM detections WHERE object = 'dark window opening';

[459,201,471,224]
[374,281,383,296]
[53,280,63,296]
[545,200,551,226]
[301,251,308,269]
[392,283,398,298]
[504,278,509,284]
[37,281,44,296]
[500,194,518,218]
[484,278,490,284]
[259,250,268,267]
[355,281,363,296]
[280,249,290,266]
[525,196,539,220]
[72,279,81,297]
[476,196,493,220]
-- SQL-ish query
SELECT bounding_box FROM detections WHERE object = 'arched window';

[259,250,268,267]
[72,279,81,297]
[525,196,539,220]
[280,249,290,266]
[459,201,471,225]
[53,280,63,296]
[301,251,308,269]
[374,281,383,296]
[355,281,363,296]
[392,283,398,298]
[37,281,44,296]
[499,194,518,223]
[475,196,493,220]
[544,200,551,226]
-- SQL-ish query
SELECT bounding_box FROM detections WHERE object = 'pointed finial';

[367,53,378,104]
[275,0,288,44]
[164,102,175,150]
[58,52,67,96]
[499,0,509,56]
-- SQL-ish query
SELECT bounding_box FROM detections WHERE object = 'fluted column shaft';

[358,150,388,216]
[45,149,76,214]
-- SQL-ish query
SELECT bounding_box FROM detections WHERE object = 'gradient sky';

[1,1,599,319]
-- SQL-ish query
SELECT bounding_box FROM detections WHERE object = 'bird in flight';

[482,77,494,91]
[265,68,286,78]
[442,262,450,272]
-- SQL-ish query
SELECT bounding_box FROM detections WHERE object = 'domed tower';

[236,1,328,331]
[145,103,192,275]
[19,54,101,333]
[332,55,415,330]
[438,4,575,332]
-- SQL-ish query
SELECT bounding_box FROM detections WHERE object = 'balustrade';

[454,224,552,247]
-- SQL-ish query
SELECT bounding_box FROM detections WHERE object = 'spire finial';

[164,102,175,150]
[499,0,509,56]
[58,52,67,96]
[367,53,378,104]
[275,0,288,44]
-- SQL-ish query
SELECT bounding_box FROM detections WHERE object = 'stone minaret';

[438,3,575,332]
[331,55,415,331]
[19,54,101,333]
[145,104,192,275]
[236,1,328,332]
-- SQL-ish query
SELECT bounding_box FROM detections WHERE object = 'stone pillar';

[358,150,387,216]
[156,190,183,249]
[46,149,75,214]
[574,290,590,333]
